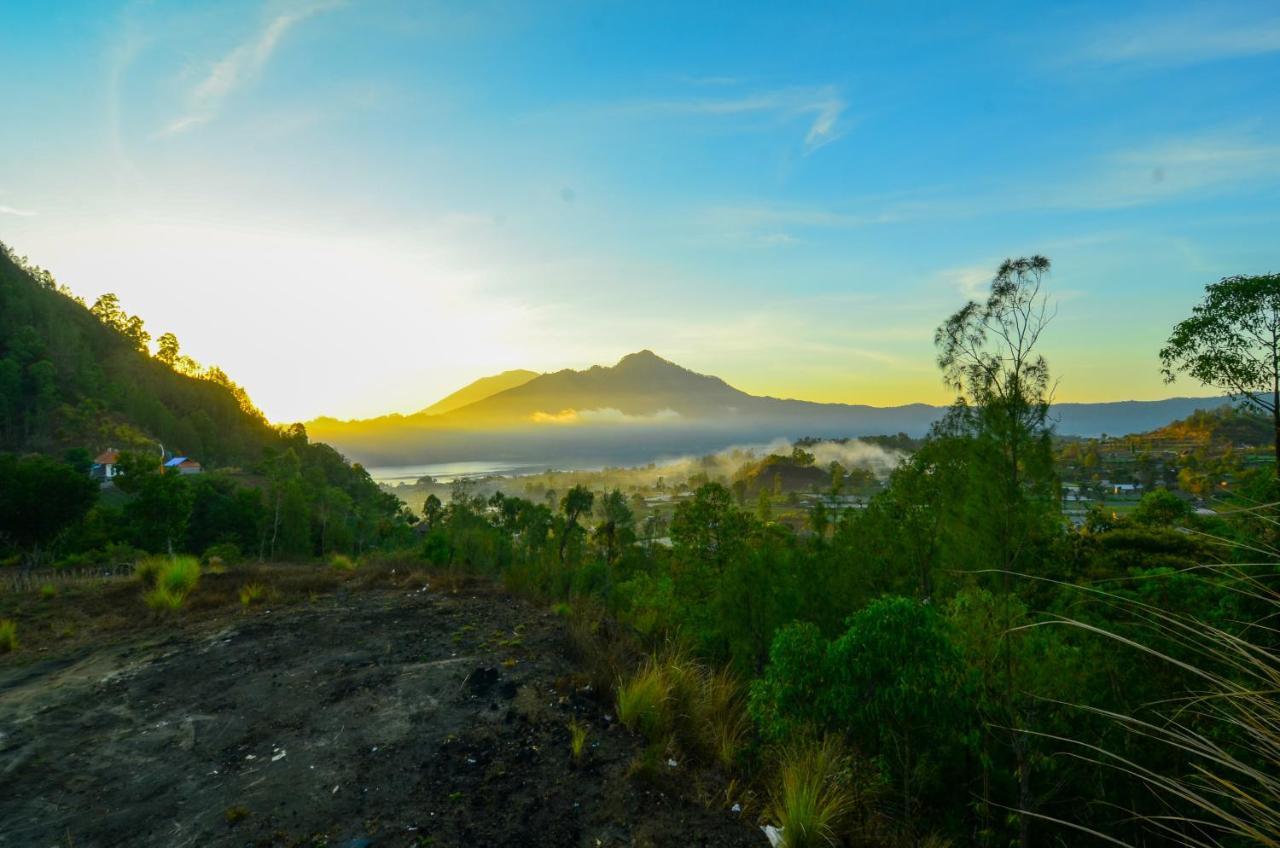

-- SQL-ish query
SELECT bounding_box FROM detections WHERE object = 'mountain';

[418,369,539,416]
[307,350,1232,467]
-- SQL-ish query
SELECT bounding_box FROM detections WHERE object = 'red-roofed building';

[92,449,121,481]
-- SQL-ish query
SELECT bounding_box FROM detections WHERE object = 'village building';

[164,456,203,475]
[91,449,120,481]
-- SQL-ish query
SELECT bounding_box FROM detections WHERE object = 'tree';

[558,484,594,563]
[155,332,180,367]
[0,453,98,563]
[1160,274,1280,476]
[594,488,634,569]
[422,493,444,530]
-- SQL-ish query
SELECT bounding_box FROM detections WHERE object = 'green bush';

[0,619,17,653]
[39,583,58,600]
[54,553,92,570]
[203,542,242,566]
[143,586,186,612]
[134,555,166,586]
[329,553,356,572]
[139,556,201,611]
[160,556,201,596]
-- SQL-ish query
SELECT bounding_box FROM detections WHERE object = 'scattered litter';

[332,785,340,795]
[762,825,784,847]
[244,754,256,760]
[466,757,476,765]
[666,758,678,768]
[271,749,286,762]
[371,746,378,753]
[731,803,741,813]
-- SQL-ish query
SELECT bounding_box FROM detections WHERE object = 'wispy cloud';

[1054,132,1280,209]
[616,85,848,154]
[0,205,36,217]
[1078,10,1280,66]
[162,1,343,136]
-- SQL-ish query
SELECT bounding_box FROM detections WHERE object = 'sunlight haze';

[2,1,1277,421]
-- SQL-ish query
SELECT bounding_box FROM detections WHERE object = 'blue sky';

[1,1,1278,421]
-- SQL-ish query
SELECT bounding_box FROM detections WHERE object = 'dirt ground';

[0,576,764,847]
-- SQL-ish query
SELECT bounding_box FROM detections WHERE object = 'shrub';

[143,586,186,612]
[203,542,242,566]
[239,583,267,607]
[160,556,201,596]
[617,661,671,740]
[40,583,58,600]
[768,737,856,848]
[139,556,200,611]
[0,619,17,653]
[134,555,167,587]
[54,553,92,570]
[329,553,356,572]
[569,719,589,761]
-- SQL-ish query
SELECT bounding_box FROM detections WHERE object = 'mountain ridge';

[305,350,1232,467]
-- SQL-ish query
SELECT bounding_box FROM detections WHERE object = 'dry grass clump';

[239,582,268,607]
[615,647,749,769]
[767,737,857,848]
[617,660,672,739]
[1032,562,1280,847]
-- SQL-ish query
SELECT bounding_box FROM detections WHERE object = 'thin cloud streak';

[1078,10,1280,66]
[615,85,847,153]
[162,0,344,136]
[0,205,36,217]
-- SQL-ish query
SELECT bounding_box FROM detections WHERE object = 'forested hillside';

[0,242,411,566]
[0,242,276,466]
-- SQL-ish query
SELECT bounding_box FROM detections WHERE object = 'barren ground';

[0,573,761,847]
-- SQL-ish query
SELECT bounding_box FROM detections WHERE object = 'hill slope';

[0,244,281,467]
[419,368,539,416]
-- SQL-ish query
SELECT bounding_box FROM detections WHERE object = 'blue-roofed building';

[164,456,203,475]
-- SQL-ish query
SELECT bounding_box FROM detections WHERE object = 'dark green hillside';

[0,242,276,466]
[0,242,412,566]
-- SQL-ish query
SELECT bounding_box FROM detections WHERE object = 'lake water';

[366,460,570,485]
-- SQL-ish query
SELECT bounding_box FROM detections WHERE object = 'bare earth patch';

[0,581,760,847]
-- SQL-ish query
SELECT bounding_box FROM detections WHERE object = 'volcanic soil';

[0,577,762,847]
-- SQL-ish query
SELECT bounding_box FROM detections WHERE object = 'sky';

[1,1,1278,423]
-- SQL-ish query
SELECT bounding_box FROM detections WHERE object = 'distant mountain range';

[306,350,1230,467]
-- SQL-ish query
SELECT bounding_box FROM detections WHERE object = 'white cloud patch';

[162,1,343,135]
[530,407,682,425]
[0,205,36,217]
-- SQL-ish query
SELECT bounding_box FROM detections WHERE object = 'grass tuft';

[140,556,201,612]
[617,660,672,739]
[40,583,58,600]
[329,553,356,572]
[0,619,17,653]
[143,586,186,612]
[239,582,267,607]
[159,556,200,595]
[767,737,856,848]
[569,718,590,761]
